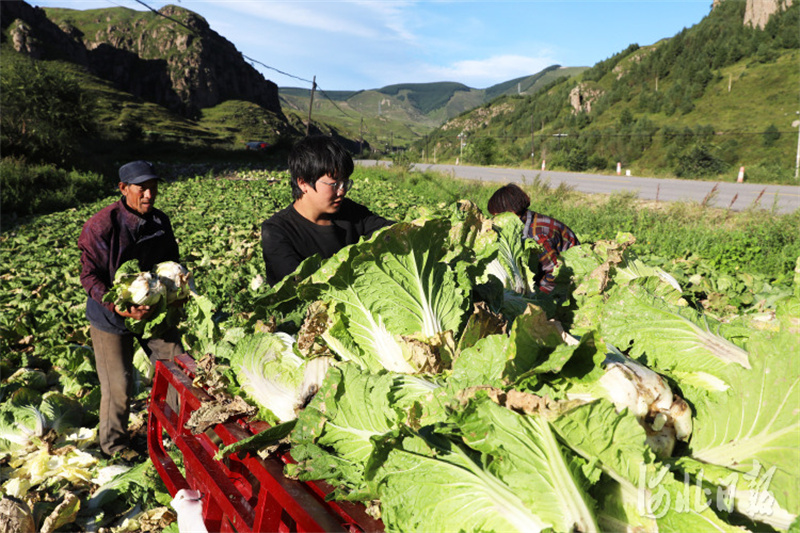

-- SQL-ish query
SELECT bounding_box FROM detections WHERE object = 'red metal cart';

[148,353,384,533]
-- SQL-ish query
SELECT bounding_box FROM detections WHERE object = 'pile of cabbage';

[0,259,212,531]
[215,202,799,533]
[104,260,196,337]
[0,362,163,532]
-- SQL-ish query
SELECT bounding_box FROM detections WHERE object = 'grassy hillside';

[281,87,359,101]
[0,45,295,220]
[0,46,290,153]
[281,86,443,154]
[414,1,799,184]
[483,66,587,100]
[379,82,472,114]
[3,1,587,162]
[278,68,585,153]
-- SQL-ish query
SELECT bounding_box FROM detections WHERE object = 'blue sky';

[32,0,713,91]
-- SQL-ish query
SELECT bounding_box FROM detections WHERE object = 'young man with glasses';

[261,135,393,285]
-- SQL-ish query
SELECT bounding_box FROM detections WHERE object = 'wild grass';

[0,158,115,223]
[362,165,799,280]
[4,159,796,281]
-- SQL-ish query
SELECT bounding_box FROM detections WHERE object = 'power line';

[241,54,313,86]
[103,0,130,8]
[111,0,348,116]
[312,86,354,119]
[129,0,196,33]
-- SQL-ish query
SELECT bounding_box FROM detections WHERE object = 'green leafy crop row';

[0,165,797,531]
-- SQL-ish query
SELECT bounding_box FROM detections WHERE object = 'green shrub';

[740,159,796,185]
[545,150,568,170]
[1,158,112,219]
[565,148,589,171]
[469,137,498,166]
[588,154,610,170]
[674,143,729,178]
[762,124,781,147]
[0,55,96,166]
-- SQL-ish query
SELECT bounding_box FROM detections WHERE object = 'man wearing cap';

[78,160,183,458]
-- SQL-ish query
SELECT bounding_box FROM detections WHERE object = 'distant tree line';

[415,1,798,184]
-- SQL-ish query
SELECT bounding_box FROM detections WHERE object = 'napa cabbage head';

[0,392,86,456]
[122,271,164,306]
[155,261,196,303]
[488,212,539,295]
[0,405,46,454]
[227,332,334,423]
[310,220,469,374]
[105,261,166,308]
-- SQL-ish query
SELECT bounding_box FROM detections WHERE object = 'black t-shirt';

[261,198,392,285]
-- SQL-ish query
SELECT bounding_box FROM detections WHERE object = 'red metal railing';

[148,354,384,533]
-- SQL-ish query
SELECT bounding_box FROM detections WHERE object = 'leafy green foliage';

[0,53,95,165]
[468,136,498,165]
[673,142,730,177]
[417,3,799,183]
[0,158,113,218]
[264,219,798,531]
[0,164,797,532]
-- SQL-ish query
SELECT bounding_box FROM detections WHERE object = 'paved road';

[357,160,800,214]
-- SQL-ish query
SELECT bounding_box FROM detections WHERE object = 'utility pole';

[306,75,316,136]
[531,114,535,168]
[794,113,800,179]
[359,118,364,155]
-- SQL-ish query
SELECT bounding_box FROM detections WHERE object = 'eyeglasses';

[318,179,353,193]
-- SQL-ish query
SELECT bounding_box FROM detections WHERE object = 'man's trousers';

[90,325,183,456]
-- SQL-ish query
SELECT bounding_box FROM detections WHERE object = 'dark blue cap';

[119,160,159,184]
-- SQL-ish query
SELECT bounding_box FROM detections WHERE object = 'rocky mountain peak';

[159,4,210,32]
[1,0,283,119]
[744,0,794,28]
[713,0,795,28]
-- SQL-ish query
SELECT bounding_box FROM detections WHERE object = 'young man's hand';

[116,304,155,320]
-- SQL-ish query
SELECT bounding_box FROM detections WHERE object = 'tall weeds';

[381,168,799,280]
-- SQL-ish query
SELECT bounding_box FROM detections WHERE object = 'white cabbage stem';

[155,261,195,303]
[127,272,165,306]
[600,352,693,456]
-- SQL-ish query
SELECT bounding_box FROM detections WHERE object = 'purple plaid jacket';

[78,198,179,333]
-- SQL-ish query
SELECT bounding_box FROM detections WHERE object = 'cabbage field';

[1,167,798,533]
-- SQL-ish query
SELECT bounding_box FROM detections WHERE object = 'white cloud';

[352,1,418,43]
[204,0,419,42]
[422,54,558,87]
